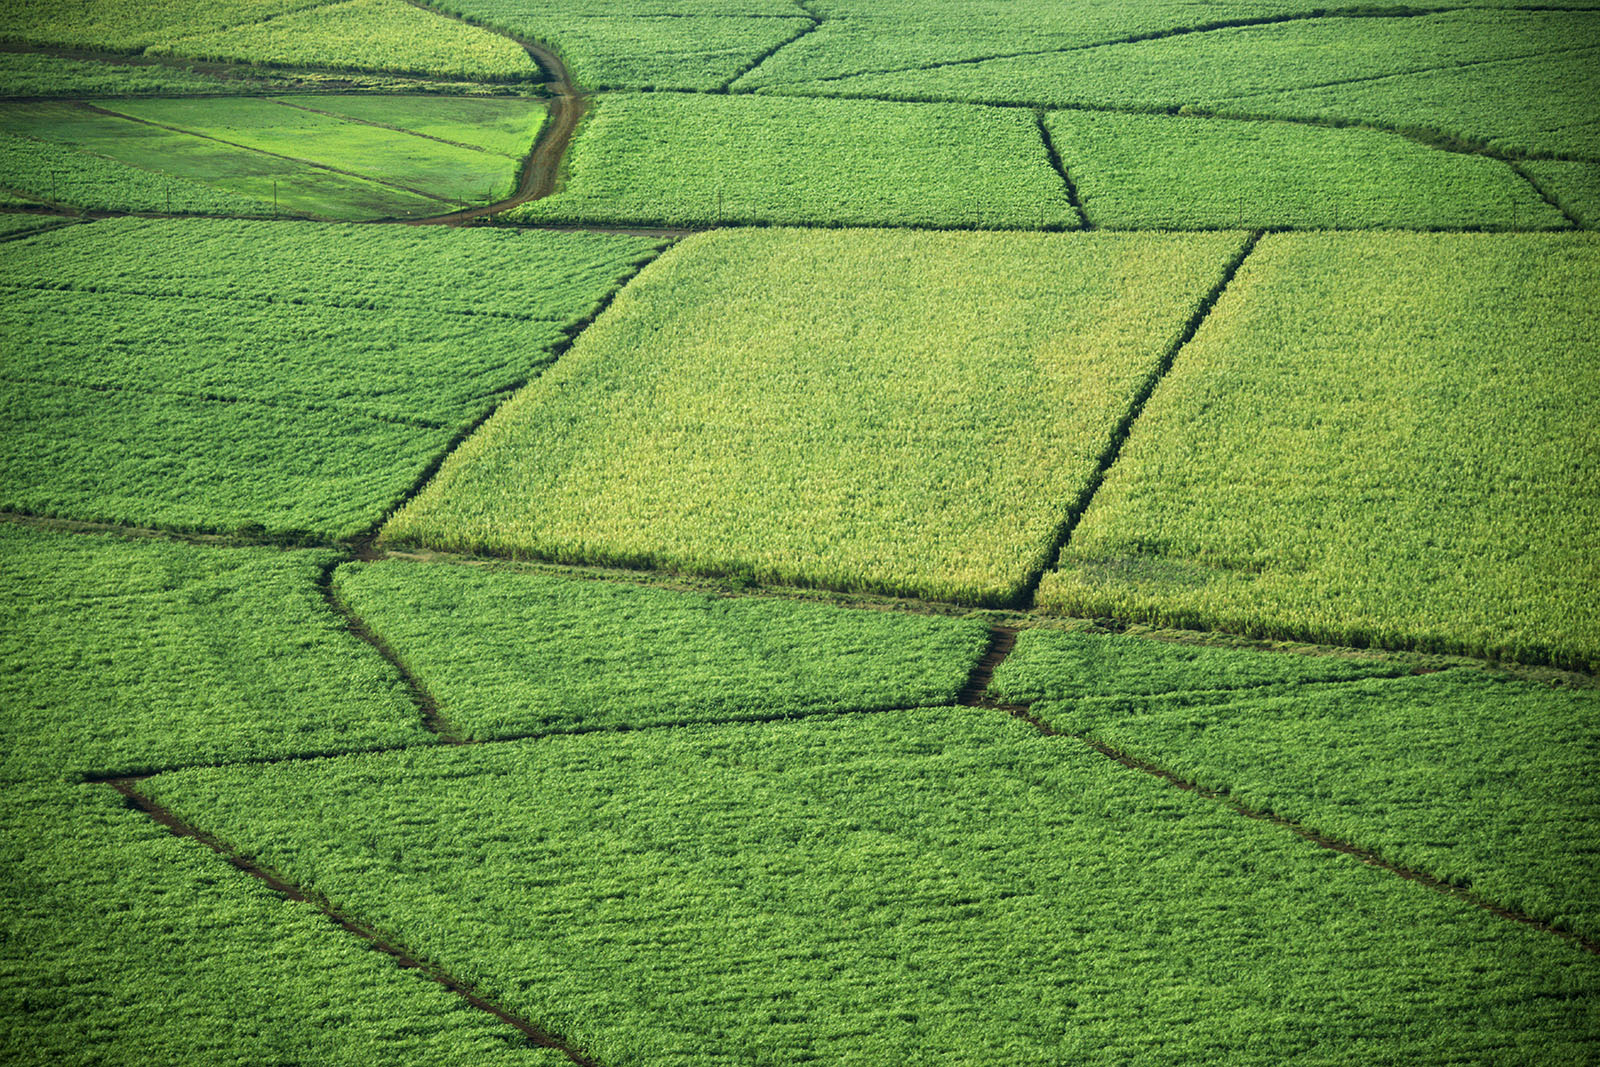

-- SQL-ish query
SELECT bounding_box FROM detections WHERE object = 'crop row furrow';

[269,97,506,155]
[0,280,562,323]
[0,373,452,429]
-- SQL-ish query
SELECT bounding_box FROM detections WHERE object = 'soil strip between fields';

[104,778,604,1066]
[1018,229,1261,609]
[317,557,462,742]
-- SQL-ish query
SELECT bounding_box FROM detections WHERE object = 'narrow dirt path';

[316,558,463,742]
[105,778,603,1066]
[401,16,586,225]
[957,625,1019,705]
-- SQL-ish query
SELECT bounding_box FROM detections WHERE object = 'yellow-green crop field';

[382,227,1250,604]
[2,0,1598,1063]
[1038,232,1600,670]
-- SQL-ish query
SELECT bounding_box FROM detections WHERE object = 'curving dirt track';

[407,36,585,226]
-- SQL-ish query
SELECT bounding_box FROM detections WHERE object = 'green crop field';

[3,0,1598,1061]
[437,0,812,89]
[1524,160,1600,228]
[775,11,1596,111]
[148,0,537,80]
[991,629,1600,940]
[1046,110,1561,230]
[334,558,990,738]
[508,93,1080,229]
[0,95,547,219]
[0,524,430,784]
[382,227,1248,603]
[0,780,564,1067]
[133,709,1600,1065]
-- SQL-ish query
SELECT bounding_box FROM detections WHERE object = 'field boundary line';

[0,278,561,324]
[719,0,824,92]
[270,97,508,156]
[80,702,940,787]
[957,644,1453,711]
[760,6,1466,89]
[102,778,605,1066]
[1034,110,1090,229]
[750,84,1600,168]
[7,510,1594,687]
[0,41,530,91]
[166,0,349,43]
[1016,229,1261,609]
[1509,159,1585,228]
[1212,41,1600,107]
[77,102,459,204]
[0,216,81,243]
[981,701,1600,956]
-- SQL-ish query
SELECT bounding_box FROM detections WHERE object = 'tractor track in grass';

[102,777,604,1066]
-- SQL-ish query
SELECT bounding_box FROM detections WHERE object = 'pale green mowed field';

[2,0,1598,1063]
